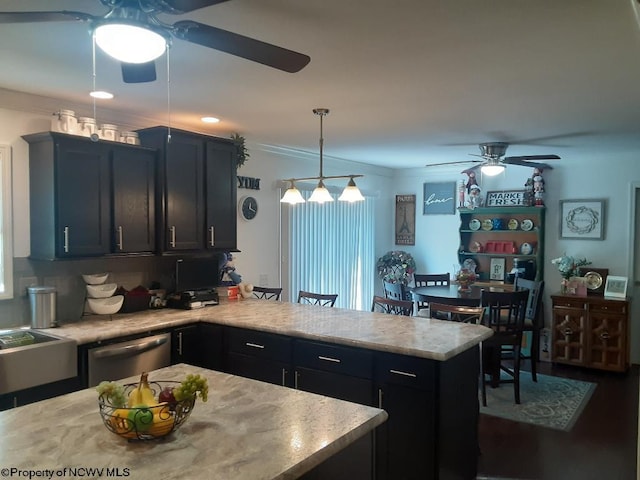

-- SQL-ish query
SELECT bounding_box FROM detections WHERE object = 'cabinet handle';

[209,226,215,247]
[600,331,610,340]
[63,226,70,253]
[177,332,183,356]
[563,328,574,336]
[117,226,123,251]
[294,370,299,389]
[389,369,417,378]
[169,226,176,248]
[378,388,383,408]
[245,342,265,349]
[318,355,341,363]
[282,368,288,387]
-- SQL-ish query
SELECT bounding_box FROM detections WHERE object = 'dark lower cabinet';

[294,340,374,480]
[224,327,293,387]
[200,323,224,371]
[0,376,82,412]
[171,324,203,366]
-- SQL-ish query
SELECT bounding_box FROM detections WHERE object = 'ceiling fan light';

[95,23,166,63]
[280,184,306,204]
[309,181,334,203]
[338,177,365,202]
[481,164,505,176]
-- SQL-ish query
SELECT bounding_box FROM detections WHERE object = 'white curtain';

[288,190,375,310]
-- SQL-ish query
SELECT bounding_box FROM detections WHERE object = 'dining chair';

[429,302,485,324]
[480,288,530,406]
[413,273,451,313]
[383,281,408,301]
[251,286,283,301]
[371,295,413,316]
[297,290,338,307]
[513,277,545,382]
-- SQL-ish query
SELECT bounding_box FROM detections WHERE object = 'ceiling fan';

[427,142,560,176]
[0,0,311,83]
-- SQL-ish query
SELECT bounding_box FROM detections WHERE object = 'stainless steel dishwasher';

[87,332,171,387]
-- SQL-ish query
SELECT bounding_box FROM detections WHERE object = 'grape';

[96,381,126,407]
[173,374,208,402]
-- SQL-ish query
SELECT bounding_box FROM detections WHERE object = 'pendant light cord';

[166,45,171,143]
[91,33,97,123]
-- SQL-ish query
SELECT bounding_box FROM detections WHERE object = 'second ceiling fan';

[427,142,560,176]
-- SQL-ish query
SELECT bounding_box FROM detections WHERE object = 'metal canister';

[28,286,57,328]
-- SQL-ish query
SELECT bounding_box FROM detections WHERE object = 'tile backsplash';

[0,256,181,330]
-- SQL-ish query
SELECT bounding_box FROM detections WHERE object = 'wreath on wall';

[376,250,416,285]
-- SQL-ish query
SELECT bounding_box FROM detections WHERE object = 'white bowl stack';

[82,273,124,315]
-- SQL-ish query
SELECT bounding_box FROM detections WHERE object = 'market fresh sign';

[485,190,528,207]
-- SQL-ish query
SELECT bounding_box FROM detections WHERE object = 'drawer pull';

[245,342,265,349]
[600,331,610,340]
[389,369,417,378]
[562,328,574,336]
[318,355,341,363]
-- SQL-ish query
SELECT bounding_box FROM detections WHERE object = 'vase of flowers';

[376,250,416,286]
[551,254,591,294]
[455,268,477,292]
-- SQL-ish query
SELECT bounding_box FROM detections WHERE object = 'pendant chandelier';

[280,108,364,204]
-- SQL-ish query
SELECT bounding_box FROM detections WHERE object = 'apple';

[128,406,153,432]
[158,386,177,407]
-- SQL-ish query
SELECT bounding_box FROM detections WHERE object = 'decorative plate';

[491,218,504,230]
[520,242,533,255]
[584,271,603,290]
[468,219,481,231]
[481,219,493,231]
[507,219,519,230]
[521,219,534,231]
[462,258,477,273]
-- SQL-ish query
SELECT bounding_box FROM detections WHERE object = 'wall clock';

[240,196,258,220]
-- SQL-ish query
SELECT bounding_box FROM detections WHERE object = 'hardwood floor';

[476,362,639,480]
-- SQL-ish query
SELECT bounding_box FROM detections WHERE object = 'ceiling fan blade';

[426,160,483,168]
[504,154,560,161]
[152,0,231,14]
[121,61,157,83]
[502,158,554,170]
[171,20,311,73]
[0,11,95,23]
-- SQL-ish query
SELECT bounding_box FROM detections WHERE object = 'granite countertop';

[44,299,492,361]
[0,364,387,479]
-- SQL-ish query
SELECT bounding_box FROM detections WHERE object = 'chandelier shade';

[94,23,167,63]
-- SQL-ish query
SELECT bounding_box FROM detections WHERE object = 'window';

[0,145,13,300]
[287,190,375,310]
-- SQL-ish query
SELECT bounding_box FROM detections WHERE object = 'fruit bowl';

[82,273,109,285]
[86,282,118,299]
[98,381,196,441]
[86,295,124,315]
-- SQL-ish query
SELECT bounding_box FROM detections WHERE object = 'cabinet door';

[55,139,110,256]
[111,147,156,253]
[171,325,202,366]
[164,133,204,251]
[205,141,237,250]
[375,354,436,480]
[588,309,627,371]
[200,323,224,371]
[552,304,588,366]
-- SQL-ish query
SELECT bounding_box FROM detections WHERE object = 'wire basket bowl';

[98,381,196,441]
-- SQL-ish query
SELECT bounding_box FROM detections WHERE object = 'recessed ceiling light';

[201,116,220,123]
[90,90,114,99]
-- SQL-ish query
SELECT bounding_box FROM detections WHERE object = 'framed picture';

[485,190,529,207]
[559,199,606,240]
[489,257,506,281]
[395,194,416,245]
[423,182,456,215]
[604,275,628,299]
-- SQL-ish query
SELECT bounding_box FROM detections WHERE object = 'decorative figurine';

[532,167,545,207]
[467,184,483,209]
[458,180,466,208]
[524,177,534,206]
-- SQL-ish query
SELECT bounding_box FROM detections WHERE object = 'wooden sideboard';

[551,294,630,372]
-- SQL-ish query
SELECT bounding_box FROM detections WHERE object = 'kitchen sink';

[0,329,77,395]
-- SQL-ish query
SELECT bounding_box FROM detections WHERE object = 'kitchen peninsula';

[0,363,387,480]
[39,299,493,479]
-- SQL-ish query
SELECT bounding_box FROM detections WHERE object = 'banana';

[139,372,157,405]
[128,372,155,407]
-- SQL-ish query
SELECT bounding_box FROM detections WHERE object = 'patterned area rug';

[480,373,596,431]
